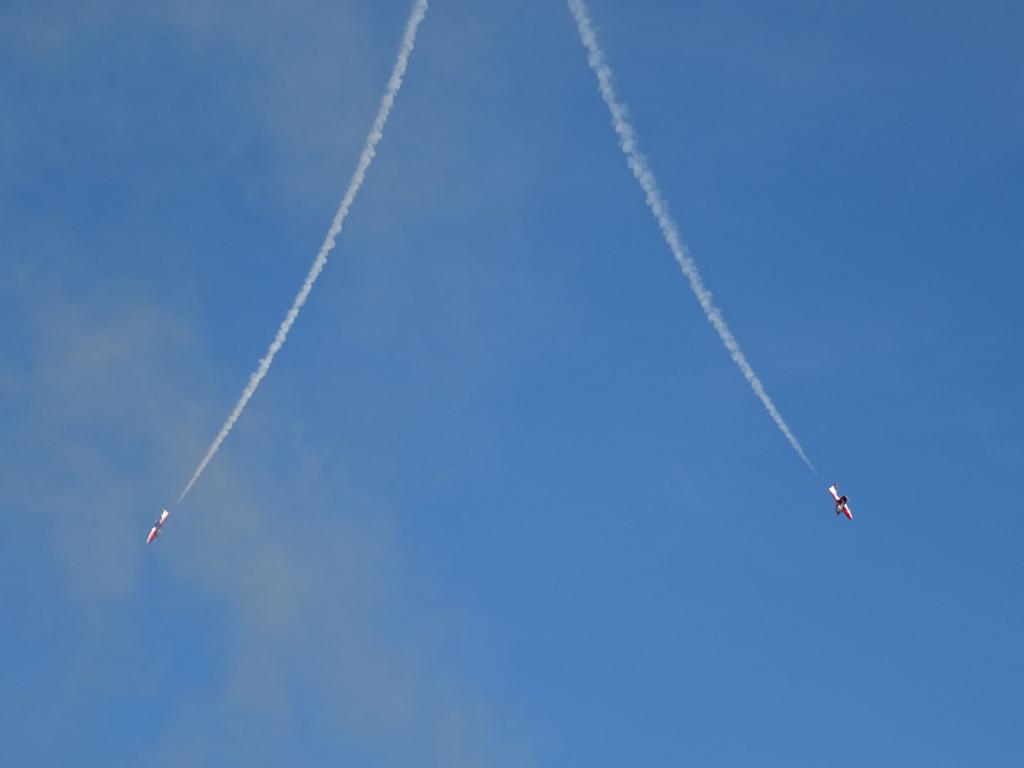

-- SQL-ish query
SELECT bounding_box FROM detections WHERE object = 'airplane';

[147,508,170,544]
[827,484,852,520]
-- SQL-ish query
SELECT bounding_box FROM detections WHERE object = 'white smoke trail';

[178,0,430,502]
[567,0,814,470]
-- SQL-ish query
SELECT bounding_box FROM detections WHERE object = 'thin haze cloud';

[566,0,814,471]
[179,0,430,502]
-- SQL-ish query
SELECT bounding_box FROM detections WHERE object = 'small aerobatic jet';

[827,484,853,520]
[146,508,170,544]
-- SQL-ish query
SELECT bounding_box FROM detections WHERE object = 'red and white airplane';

[146,508,170,544]
[827,484,853,520]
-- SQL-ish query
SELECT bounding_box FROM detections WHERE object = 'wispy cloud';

[0,269,518,765]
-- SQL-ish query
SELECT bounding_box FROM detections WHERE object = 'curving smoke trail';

[567,0,813,470]
[179,0,430,502]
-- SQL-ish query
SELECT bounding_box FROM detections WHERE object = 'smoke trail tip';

[172,0,429,502]
[568,0,814,473]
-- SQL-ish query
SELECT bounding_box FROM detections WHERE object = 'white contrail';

[178,0,430,502]
[567,0,813,470]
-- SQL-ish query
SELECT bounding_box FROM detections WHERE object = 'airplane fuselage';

[147,509,170,544]
[827,485,853,520]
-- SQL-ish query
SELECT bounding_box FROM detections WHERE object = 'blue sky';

[2,0,1022,764]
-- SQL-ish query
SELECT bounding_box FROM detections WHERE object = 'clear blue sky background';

[2,0,1022,765]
